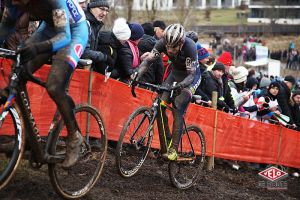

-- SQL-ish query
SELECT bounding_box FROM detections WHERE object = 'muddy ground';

[1,146,300,200]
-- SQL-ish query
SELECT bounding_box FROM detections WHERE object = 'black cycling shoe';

[61,131,83,169]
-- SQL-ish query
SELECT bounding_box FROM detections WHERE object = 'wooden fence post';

[207,91,218,171]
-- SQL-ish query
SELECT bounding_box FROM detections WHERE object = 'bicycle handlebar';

[130,73,171,98]
[0,48,16,57]
[0,48,46,87]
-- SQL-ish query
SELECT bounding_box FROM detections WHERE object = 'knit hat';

[284,75,296,85]
[78,0,86,3]
[246,77,258,89]
[88,0,110,9]
[268,81,281,91]
[153,20,166,30]
[231,66,248,83]
[129,23,144,41]
[142,22,155,36]
[112,18,131,41]
[198,47,209,61]
[259,77,271,88]
[217,51,232,66]
[292,89,300,98]
[211,62,225,72]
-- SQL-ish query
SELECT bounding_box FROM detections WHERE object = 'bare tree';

[127,0,134,21]
[175,0,195,26]
[146,0,158,21]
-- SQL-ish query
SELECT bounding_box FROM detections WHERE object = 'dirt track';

[1,147,300,200]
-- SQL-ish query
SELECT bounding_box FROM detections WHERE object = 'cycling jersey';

[140,37,201,94]
[0,0,86,54]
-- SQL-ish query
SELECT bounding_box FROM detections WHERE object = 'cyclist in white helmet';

[136,23,201,160]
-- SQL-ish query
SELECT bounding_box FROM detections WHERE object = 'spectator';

[277,75,296,125]
[78,0,87,9]
[217,51,233,76]
[81,0,112,74]
[138,24,164,85]
[228,66,250,108]
[141,22,155,37]
[245,77,259,91]
[153,20,166,40]
[196,62,235,112]
[115,22,144,82]
[197,46,210,74]
[291,90,300,131]
[97,17,131,77]
[257,82,282,123]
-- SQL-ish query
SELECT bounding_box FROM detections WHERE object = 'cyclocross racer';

[0,0,88,168]
[137,24,201,160]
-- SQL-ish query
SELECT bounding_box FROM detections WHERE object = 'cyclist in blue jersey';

[136,24,201,160]
[0,0,88,168]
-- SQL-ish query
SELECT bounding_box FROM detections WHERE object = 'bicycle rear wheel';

[0,91,25,190]
[168,125,206,189]
[116,106,153,178]
[48,104,107,199]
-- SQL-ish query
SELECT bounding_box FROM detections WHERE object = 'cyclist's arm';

[137,39,164,79]
[45,0,72,52]
[138,48,161,79]
[178,43,199,88]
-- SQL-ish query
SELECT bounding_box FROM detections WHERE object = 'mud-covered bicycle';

[116,79,206,189]
[0,48,107,199]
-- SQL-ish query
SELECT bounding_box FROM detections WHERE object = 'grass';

[107,8,248,26]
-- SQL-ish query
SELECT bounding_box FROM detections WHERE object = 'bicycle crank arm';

[176,157,194,162]
[45,154,65,163]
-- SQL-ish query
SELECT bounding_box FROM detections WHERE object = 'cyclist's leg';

[169,89,192,159]
[45,21,88,168]
[157,74,173,154]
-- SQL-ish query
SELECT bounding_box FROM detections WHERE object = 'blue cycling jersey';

[0,0,86,52]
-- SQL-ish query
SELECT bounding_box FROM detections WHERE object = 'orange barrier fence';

[0,58,299,169]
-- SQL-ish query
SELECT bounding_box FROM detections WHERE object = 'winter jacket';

[96,31,122,75]
[115,41,140,81]
[197,71,235,112]
[81,9,107,72]
[277,81,294,124]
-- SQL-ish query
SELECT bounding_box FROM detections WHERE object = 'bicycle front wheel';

[48,104,107,199]
[0,91,25,190]
[116,106,154,178]
[168,125,206,189]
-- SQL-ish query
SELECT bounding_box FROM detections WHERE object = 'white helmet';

[164,24,186,47]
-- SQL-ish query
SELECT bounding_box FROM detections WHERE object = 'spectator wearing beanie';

[92,17,131,76]
[276,75,296,125]
[81,0,112,73]
[115,22,144,82]
[153,20,166,40]
[217,51,233,74]
[257,82,282,122]
[197,46,210,74]
[228,66,251,108]
[196,62,235,112]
